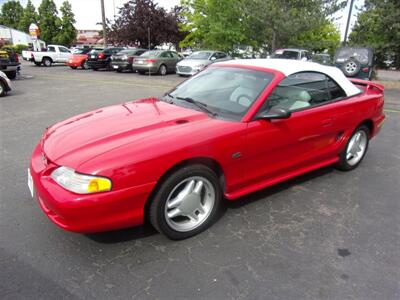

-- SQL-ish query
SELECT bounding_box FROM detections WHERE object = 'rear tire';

[70,66,77,70]
[158,64,167,76]
[34,62,41,66]
[92,68,99,71]
[138,70,145,75]
[336,125,370,171]
[149,164,222,240]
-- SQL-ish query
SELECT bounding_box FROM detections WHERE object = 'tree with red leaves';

[108,0,186,49]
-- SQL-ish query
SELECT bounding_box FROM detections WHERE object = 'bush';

[1,44,29,54]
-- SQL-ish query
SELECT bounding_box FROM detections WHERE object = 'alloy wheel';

[346,130,368,166]
[164,176,215,232]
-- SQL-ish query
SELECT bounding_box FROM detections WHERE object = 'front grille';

[178,66,192,73]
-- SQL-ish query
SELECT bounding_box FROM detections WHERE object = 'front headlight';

[51,166,112,194]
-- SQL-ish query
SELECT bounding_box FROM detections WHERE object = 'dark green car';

[334,47,374,80]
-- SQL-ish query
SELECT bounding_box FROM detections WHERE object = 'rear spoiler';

[349,78,384,92]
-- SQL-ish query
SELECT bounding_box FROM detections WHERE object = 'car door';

[58,46,71,62]
[242,72,346,186]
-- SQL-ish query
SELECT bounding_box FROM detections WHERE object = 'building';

[0,25,45,50]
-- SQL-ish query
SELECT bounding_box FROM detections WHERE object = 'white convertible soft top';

[216,59,361,97]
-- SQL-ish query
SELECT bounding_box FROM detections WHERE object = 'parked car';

[0,49,20,79]
[110,48,147,72]
[30,45,71,67]
[132,50,182,75]
[0,70,12,97]
[176,50,231,76]
[66,47,103,70]
[29,59,385,240]
[334,47,374,80]
[312,53,332,65]
[271,48,312,61]
[86,47,125,71]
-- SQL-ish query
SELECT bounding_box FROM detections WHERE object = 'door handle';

[321,119,333,127]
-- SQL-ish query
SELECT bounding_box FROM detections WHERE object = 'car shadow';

[85,166,336,244]
[85,223,157,244]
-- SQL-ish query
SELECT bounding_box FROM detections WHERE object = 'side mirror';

[210,56,216,61]
[258,107,291,120]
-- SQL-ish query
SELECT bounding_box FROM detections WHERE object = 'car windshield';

[188,52,212,59]
[141,50,162,57]
[271,50,299,59]
[335,48,371,64]
[166,67,274,120]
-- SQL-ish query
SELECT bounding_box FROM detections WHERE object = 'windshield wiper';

[175,96,218,117]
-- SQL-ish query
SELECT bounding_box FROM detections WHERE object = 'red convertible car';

[29,59,385,239]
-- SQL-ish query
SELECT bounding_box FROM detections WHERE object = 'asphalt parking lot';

[1,62,399,300]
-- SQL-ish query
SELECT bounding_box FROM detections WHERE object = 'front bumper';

[176,65,200,76]
[29,143,156,233]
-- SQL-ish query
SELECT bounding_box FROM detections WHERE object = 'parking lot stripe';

[383,109,400,113]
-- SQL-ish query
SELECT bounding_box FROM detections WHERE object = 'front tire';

[149,164,222,240]
[336,125,370,171]
[70,66,77,70]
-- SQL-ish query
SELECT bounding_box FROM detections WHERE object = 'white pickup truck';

[25,45,71,67]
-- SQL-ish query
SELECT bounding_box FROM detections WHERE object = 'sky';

[6,0,364,41]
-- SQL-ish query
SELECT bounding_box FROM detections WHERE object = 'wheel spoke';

[193,180,204,195]
[167,208,182,219]
[346,152,353,160]
[167,196,182,209]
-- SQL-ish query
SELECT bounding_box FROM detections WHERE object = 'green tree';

[291,22,341,56]
[54,1,76,46]
[349,0,400,69]
[38,0,60,43]
[180,0,263,53]
[18,0,39,33]
[180,0,346,54]
[0,0,24,29]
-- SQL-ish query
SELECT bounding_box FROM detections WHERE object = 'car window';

[59,47,70,53]
[171,52,180,58]
[262,72,343,112]
[218,52,227,59]
[47,46,56,52]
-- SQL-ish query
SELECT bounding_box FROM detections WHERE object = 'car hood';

[177,59,211,67]
[42,98,210,169]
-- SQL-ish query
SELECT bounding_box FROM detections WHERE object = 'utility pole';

[100,0,107,47]
[343,0,355,46]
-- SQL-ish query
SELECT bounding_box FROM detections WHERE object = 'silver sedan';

[176,51,231,76]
